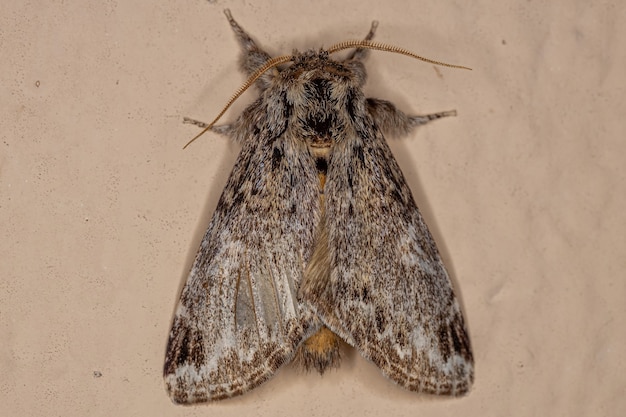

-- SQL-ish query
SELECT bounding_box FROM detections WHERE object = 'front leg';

[183,117,234,138]
[224,9,276,92]
[366,98,456,138]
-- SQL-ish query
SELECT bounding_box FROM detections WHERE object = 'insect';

[164,10,473,403]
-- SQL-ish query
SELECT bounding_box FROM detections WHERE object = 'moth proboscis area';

[165,9,473,404]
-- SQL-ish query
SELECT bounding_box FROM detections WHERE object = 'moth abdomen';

[294,327,342,374]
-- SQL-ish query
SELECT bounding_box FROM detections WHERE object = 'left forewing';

[164,126,322,403]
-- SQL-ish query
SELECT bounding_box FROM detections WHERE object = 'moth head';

[275,49,370,145]
[284,48,368,93]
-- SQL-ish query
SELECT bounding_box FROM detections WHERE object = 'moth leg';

[183,117,233,137]
[223,9,276,91]
[366,98,457,138]
[346,20,378,62]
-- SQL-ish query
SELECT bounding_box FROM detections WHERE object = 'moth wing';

[314,126,473,395]
[164,133,321,403]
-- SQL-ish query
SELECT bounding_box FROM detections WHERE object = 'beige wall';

[2,0,624,416]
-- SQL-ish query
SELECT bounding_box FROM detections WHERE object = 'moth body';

[164,10,473,404]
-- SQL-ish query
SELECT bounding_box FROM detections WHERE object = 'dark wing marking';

[164,128,322,403]
[306,116,473,395]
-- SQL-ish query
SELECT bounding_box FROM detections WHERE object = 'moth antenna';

[328,40,472,71]
[183,54,294,149]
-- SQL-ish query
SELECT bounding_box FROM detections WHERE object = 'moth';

[164,10,473,404]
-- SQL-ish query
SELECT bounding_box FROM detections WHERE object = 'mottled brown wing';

[307,122,474,395]
[164,131,322,403]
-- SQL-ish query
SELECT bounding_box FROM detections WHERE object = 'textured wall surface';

[2,1,624,416]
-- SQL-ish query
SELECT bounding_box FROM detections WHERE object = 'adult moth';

[164,10,473,404]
